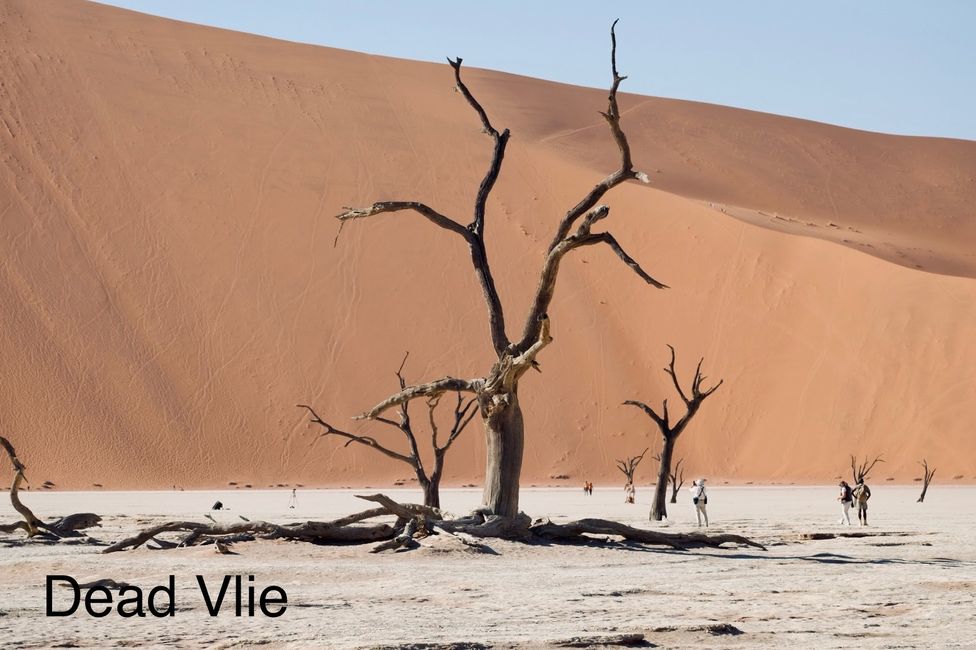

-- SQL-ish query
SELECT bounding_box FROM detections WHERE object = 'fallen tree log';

[104,518,395,553]
[102,492,766,554]
[0,436,102,538]
[530,518,766,551]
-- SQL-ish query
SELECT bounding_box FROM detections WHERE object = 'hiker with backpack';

[837,480,853,525]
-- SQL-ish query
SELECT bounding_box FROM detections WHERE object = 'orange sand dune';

[1,0,974,490]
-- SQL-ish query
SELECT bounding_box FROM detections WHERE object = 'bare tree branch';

[298,404,417,466]
[447,57,511,355]
[336,60,512,355]
[623,399,668,430]
[517,22,663,351]
[447,57,510,238]
[520,226,665,351]
[336,202,470,238]
[355,377,479,419]
[545,20,647,252]
[850,454,884,484]
[575,232,668,289]
[392,353,424,473]
[662,344,689,404]
[431,392,478,453]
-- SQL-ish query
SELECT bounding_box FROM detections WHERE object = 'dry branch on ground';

[0,436,102,538]
[103,492,766,554]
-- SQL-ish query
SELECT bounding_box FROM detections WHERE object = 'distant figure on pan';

[288,488,298,509]
[838,480,853,525]
[852,479,871,525]
[690,478,708,527]
[624,482,635,504]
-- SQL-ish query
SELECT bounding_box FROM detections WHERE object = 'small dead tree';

[917,459,936,503]
[299,355,476,509]
[653,454,685,504]
[615,448,649,487]
[333,22,666,518]
[669,458,685,504]
[1,436,101,538]
[850,454,884,484]
[624,346,722,521]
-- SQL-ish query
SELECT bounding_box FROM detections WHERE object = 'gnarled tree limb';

[543,20,648,254]
[335,201,469,238]
[355,376,479,419]
[298,404,417,466]
[851,454,884,484]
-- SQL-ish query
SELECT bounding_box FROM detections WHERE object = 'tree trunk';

[669,480,679,504]
[423,454,445,509]
[481,390,524,518]
[651,435,675,521]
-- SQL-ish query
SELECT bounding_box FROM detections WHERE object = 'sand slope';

[1,0,975,489]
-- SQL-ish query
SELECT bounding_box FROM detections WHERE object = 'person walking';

[288,488,298,509]
[624,482,635,504]
[690,478,709,527]
[838,480,853,525]
[852,480,871,525]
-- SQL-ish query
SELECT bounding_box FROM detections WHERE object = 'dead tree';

[653,453,685,503]
[917,459,936,503]
[299,354,476,509]
[850,454,884,484]
[333,22,666,518]
[669,457,685,504]
[615,448,649,486]
[0,436,101,538]
[624,346,722,521]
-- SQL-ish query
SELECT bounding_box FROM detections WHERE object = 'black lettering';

[84,586,112,617]
[117,586,144,618]
[260,586,287,618]
[45,575,80,617]
[197,575,231,616]
[148,575,175,617]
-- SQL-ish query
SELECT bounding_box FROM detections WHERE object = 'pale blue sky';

[97,1,975,140]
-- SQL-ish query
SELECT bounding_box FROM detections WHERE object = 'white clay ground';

[2,486,974,648]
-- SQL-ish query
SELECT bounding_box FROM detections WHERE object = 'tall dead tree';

[917,459,936,503]
[334,22,666,518]
[624,346,722,521]
[615,448,649,486]
[299,355,476,509]
[850,454,883,484]
[669,457,685,504]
